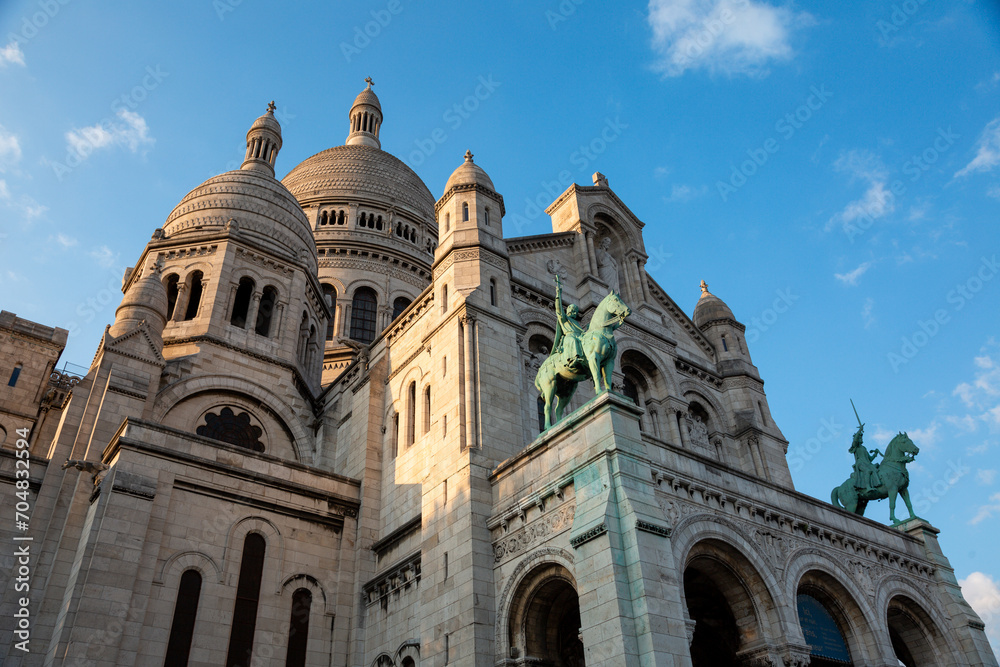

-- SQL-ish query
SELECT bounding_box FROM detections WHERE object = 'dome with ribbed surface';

[443,150,495,193]
[164,169,316,269]
[282,144,435,222]
[352,87,382,112]
[693,281,736,328]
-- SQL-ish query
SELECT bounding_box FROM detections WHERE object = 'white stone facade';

[0,84,995,667]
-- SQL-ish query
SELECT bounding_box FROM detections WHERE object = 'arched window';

[320,211,328,225]
[255,286,277,336]
[406,381,416,447]
[337,210,345,225]
[296,312,309,363]
[230,277,255,328]
[622,375,640,406]
[184,271,204,321]
[376,215,383,230]
[392,413,399,459]
[225,533,266,667]
[165,274,180,320]
[797,593,852,666]
[322,284,338,341]
[721,335,729,351]
[392,296,412,321]
[164,569,202,667]
[424,385,431,434]
[537,395,546,433]
[462,202,469,222]
[441,284,448,314]
[284,588,312,667]
[444,212,450,233]
[401,658,415,667]
[349,287,378,344]
[484,207,490,226]
[8,363,22,388]
[489,279,497,306]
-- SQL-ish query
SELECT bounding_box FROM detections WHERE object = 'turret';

[345,77,383,148]
[241,101,282,176]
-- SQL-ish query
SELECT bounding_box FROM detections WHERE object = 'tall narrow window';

[406,381,416,446]
[424,385,431,434]
[255,286,277,336]
[462,202,469,222]
[225,533,266,667]
[443,552,449,580]
[441,284,448,314]
[721,335,728,351]
[758,401,768,426]
[8,364,22,388]
[184,271,204,321]
[484,208,490,226]
[349,287,378,344]
[392,413,399,459]
[230,278,255,328]
[284,588,312,667]
[392,296,412,321]
[165,274,180,320]
[489,279,497,306]
[444,213,450,233]
[322,284,337,341]
[164,569,202,667]
[537,396,546,432]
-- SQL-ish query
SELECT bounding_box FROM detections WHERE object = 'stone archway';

[887,595,949,667]
[507,562,585,666]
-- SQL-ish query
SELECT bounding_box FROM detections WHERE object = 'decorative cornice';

[362,551,421,609]
[675,357,723,389]
[371,514,422,557]
[636,520,672,538]
[570,523,607,548]
[505,232,577,254]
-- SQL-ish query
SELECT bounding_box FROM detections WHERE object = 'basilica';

[0,81,996,666]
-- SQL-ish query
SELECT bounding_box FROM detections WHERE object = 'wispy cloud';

[956,117,1000,178]
[970,492,1000,525]
[90,245,118,268]
[835,261,872,286]
[64,109,154,158]
[978,469,997,485]
[52,233,77,248]
[647,0,811,78]
[0,41,25,67]
[0,125,22,170]
[861,296,875,328]
[827,150,895,232]
[665,183,708,202]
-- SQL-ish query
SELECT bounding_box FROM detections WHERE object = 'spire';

[241,101,283,176]
[346,77,383,149]
[699,279,711,298]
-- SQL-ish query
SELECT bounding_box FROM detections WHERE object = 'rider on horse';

[554,276,586,371]
[849,424,881,492]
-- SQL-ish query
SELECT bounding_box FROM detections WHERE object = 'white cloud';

[959,572,1000,653]
[0,126,22,171]
[53,233,77,248]
[64,109,154,159]
[861,297,875,329]
[665,183,708,202]
[956,117,1000,178]
[828,150,895,232]
[647,0,810,78]
[0,41,25,67]
[90,245,118,268]
[907,421,940,448]
[987,185,1000,200]
[970,492,1000,525]
[654,165,672,179]
[978,469,997,485]
[0,179,8,200]
[834,261,871,286]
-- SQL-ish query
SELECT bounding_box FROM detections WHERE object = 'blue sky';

[1,0,999,649]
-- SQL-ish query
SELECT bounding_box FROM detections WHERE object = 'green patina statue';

[831,402,921,524]
[534,276,631,430]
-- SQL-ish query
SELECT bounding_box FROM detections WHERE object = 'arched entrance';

[682,539,780,667]
[887,596,949,667]
[507,563,585,666]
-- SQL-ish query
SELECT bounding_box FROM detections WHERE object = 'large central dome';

[282,144,435,221]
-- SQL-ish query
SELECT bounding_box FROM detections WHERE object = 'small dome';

[352,86,382,112]
[693,280,736,328]
[443,150,495,193]
[249,104,281,135]
[110,266,169,336]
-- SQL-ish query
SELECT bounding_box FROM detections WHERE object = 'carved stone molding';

[493,505,575,564]
[570,523,607,548]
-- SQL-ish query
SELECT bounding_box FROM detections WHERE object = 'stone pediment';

[97,322,166,367]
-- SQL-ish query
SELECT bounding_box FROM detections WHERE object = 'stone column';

[171,284,188,322]
[637,259,651,302]
[340,303,352,337]
[585,232,599,278]
[578,230,594,275]
[246,291,262,332]
[461,314,477,449]
[666,406,683,447]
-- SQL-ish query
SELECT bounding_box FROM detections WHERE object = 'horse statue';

[831,431,920,524]
[534,279,631,430]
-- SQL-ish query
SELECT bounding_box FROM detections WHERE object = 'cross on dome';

[267,100,276,113]
[365,76,374,89]
[464,149,474,162]
[700,280,710,296]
